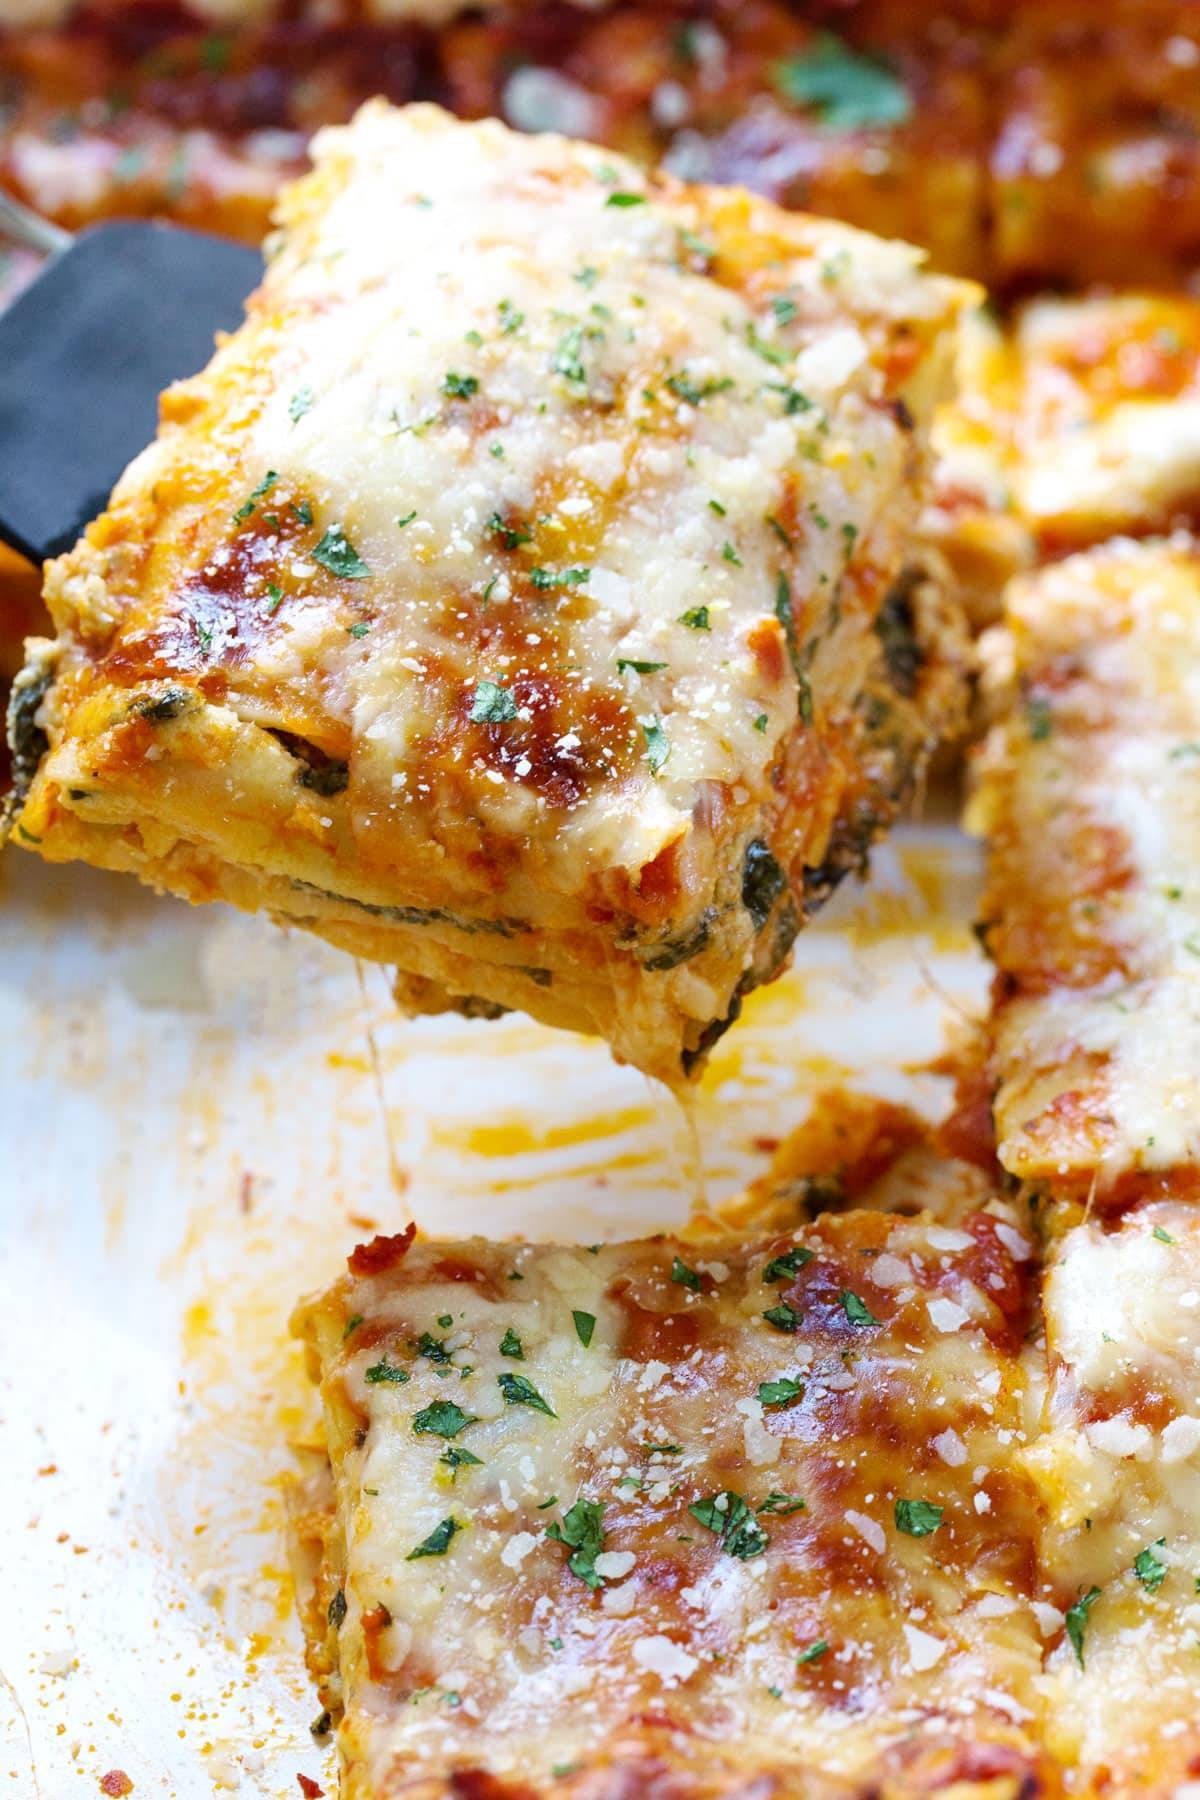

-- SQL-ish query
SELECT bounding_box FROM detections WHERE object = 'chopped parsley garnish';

[441,370,479,399]
[679,606,710,629]
[617,658,667,675]
[774,572,812,721]
[644,1443,683,1455]
[758,1492,806,1516]
[1026,696,1053,741]
[233,469,277,523]
[1065,1585,1102,1668]
[406,1516,463,1560]
[1153,1225,1176,1244]
[342,1314,363,1339]
[530,565,591,590]
[412,1400,477,1439]
[327,1589,347,1628]
[763,1246,815,1284]
[487,512,531,549]
[469,679,518,725]
[754,713,769,732]
[758,1376,804,1409]
[771,296,800,325]
[414,1332,450,1363]
[766,513,793,549]
[763,1302,801,1333]
[722,541,743,566]
[553,325,587,386]
[500,1328,524,1359]
[679,228,714,262]
[689,1490,769,1560]
[894,1498,943,1537]
[347,621,371,639]
[291,499,313,526]
[773,33,911,132]
[364,1357,410,1385]
[312,524,371,580]
[498,298,525,335]
[605,191,646,207]
[498,1372,557,1417]
[671,1256,702,1292]
[546,1498,606,1588]
[641,715,670,773]
[572,1310,596,1348]
[395,510,418,529]
[1134,1539,1168,1593]
[839,1290,879,1327]
[797,1638,828,1664]
[438,1314,454,1328]
[664,371,734,405]
[288,386,314,425]
[265,583,284,614]
[746,324,790,367]
[439,1446,483,1476]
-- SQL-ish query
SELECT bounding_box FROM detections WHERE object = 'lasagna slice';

[969,537,1200,1227]
[292,1208,1050,1799]
[1022,1199,1200,1795]
[5,100,971,1083]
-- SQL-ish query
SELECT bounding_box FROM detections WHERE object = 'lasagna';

[4,101,970,1083]
[969,536,1200,1227]
[929,295,1200,622]
[1023,1200,1200,1797]
[292,1205,1050,1798]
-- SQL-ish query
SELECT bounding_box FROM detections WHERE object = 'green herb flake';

[722,541,743,566]
[1065,1585,1102,1668]
[679,606,710,629]
[641,715,670,773]
[754,713,769,732]
[440,1446,484,1475]
[894,1498,943,1537]
[291,499,313,526]
[288,386,314,425]
[763,1301,801,1333]
[671,1256,703,1292]
[265,583,285,614]
[773,33,911,133]
[487,512,531,550]
[665,371,734,405]
[442,370,479,399]
[758,1376,804,1409]
[605,191,646,208]
[746,323,791,367]
[364,1357,410,1385]
[406,1516,463,1560]
[546,1497,607,1588]
[553,325,587,386]
[1154,1225,1176,1244]
[312,525,371,580]
[347,621,371,639]
[498,298,525,334]
[498,1372,557,1417]
[797,1638,828,1664]
[572,1310,596,1348]
[766,513,794,549]
[500,1328,524,1360]
[412,1400,477,1439]
[758,1491,807,1516]
[469,679,518,725]
[1134,1540,1168,1594]
[617,658,667,675]
[764,1246,815,1284]
[395,510,418,529]
[233,469,278,524]
[688,1490,769,1560]
[839,1290,879,1327]
[530,565,591,590]
[1026,696,1053,742]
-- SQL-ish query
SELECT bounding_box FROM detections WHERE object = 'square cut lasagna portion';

[291,1208,1053,1800]
[4,101,970,1084]
[969,536,1200,1229]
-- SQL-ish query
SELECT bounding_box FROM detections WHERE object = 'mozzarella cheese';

[294,1207,1049,1798]
[970,537,1200,1213]
[6,100,969,1084]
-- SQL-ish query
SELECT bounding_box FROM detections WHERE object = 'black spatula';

[0,190,261,566]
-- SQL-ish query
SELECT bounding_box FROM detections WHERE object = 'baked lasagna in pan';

[970,535,1200,1229]
[292,1205,1050,1799]
[4,100,970,1081]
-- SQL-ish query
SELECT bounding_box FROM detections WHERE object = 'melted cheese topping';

[295,1209,1049,1797]
[1022,1203,1200,1791]
[11,101,968,1081]
[970,537,1200,1204]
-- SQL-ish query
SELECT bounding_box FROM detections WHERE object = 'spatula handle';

[0,189,71,259]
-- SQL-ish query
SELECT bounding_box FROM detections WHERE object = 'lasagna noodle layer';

[293,1206,1049,1800]
[969,536,1200,1223]
[6,101,970,1082]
